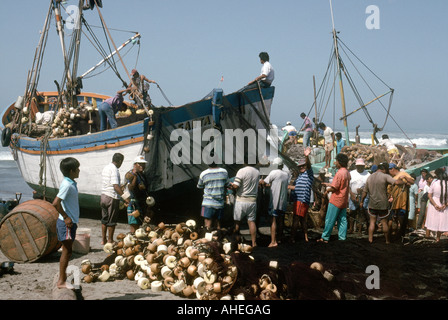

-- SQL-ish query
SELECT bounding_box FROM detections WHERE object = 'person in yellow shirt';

[387,163,415,241]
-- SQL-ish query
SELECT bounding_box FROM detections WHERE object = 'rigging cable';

[337,38,413,145]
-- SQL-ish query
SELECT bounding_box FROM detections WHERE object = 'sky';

[1,0,447,139]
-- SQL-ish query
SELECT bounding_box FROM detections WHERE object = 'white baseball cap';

[286,121,292,125]
[134,155,148,164]
[272,157,284,167]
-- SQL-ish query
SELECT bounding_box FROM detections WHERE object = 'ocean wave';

[0,150,13,161]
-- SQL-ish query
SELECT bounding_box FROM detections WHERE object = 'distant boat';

[284,0,448,175]
[0,1,277,212]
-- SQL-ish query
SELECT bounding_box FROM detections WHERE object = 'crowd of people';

[50,51,448,290]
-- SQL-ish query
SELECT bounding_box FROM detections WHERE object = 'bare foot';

[268,242,278,248]
[57,282,74,290]
[316,238,328,243]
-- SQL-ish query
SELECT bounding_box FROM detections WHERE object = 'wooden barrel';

[0,199,61,263]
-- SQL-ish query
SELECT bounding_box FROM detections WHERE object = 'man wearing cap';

[387,163,415,241]
[260,157,291,247]
[125,155,151,233]
[100,153,127,245]
[128,69,157,109]
[288,147,314,242]
[361,162,407,244]
[299,113,313,148]
[98,89,129,131]
[281,121,298,146]
[347,158,370,234]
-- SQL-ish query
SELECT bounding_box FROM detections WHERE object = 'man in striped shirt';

[197,163,230,231]
[288,147,314,242]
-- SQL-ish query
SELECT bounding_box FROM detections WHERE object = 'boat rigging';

[306,0,414,147]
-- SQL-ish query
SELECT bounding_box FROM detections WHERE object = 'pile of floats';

[79,218,339,300]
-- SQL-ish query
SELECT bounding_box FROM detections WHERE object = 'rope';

[156,83,173,107]
[38,129,52,199]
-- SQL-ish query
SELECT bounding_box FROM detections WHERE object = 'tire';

[1,127,12,147]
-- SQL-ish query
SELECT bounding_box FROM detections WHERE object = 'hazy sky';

[1,0,447,137]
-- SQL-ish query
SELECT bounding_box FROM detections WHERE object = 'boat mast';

[329,0,350,146]
[70,0,84,93]
[52,0,73,87]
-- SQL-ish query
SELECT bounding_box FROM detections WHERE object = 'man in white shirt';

[348,158,370,234]
[378,134,399,159]
[282,121,298,146]
[230,159,261,247]
[247,52,275,88]
[260,157,291,247]
[318,122,335,168]
[100,153,126,245]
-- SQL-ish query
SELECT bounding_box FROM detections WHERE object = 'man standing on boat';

[299,113,313,148]
[98,89,129,131]
[128,69,157,109]
[247,52,275,88]
[378,134,400,160]
[282,121,298,146]
[318,122,335,169]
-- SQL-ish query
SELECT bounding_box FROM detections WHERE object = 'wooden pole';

[313,75,318,147]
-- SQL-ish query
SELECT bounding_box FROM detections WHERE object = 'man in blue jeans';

[299,112,313,148]
[98,89,129,131]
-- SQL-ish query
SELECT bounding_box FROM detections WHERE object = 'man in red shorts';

[288,147,313,242]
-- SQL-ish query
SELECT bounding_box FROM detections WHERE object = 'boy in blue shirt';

[52,157,80,289]
[335,132,346,155]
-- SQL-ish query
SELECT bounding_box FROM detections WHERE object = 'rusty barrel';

[0,199,61,263]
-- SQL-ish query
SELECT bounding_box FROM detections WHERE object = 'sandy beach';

[0,209,447,301]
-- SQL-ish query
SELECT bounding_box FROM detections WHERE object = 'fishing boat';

[282,0,448,176]
[0,1,277,212]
